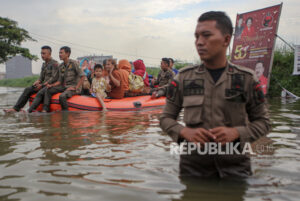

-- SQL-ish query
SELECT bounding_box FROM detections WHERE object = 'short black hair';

[41,45,52,53]
[198,11,233,36]
[60,46,71,55]
[169,58,174,63]
[94,64,103,70]
[246,17,253,24]
[162,58,170,66]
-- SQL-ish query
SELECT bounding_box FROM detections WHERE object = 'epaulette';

[228,62,259,82]
[69,59,78,65]
[58,62,64,67]
[49,59,58,66]
[178,65,199,73]
[228,62,255,76]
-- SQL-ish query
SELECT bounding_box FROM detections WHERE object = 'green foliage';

[0,17,37,63]
[174,63,187,70]
[0,75,39,87]
[268,47,300,97]
[146,62,191,77]
[174,62,192,70]
[146,67,160,77]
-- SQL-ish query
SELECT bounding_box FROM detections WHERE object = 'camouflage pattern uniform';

[14,58,59,112]
[152,68,174,97]
[43,59,84,111]
[154,69,174,87]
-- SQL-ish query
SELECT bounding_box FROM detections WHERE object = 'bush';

[146,67,160,77]
[268,48,300,97]
[0,75,39,87]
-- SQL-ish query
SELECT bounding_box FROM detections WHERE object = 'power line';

[29,32,162,61]
[32,34,161,67]
[32,35,95,55]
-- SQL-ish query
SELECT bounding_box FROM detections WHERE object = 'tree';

[0,17,37,63]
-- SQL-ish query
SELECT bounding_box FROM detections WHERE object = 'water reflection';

[0,87,300,201]
[175,177,248,201]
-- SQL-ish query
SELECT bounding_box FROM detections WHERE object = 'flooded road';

[0,87,299,201]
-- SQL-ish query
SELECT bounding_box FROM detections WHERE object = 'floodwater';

[0,86,299,201]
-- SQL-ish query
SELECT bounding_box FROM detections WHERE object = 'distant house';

[5,55,32,79]
[0,72,5,80]
[77,55,114,65]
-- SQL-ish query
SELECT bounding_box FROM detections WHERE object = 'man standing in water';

[4,46,59,113]
[42,46,84,112]
[160,11,270,177]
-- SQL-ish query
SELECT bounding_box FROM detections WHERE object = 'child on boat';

[90,64,111,111]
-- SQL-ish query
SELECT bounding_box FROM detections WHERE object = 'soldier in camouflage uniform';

[151,58,174,98]
[43,46,84,112]
[160,11,271,177]
[4,46,59,113]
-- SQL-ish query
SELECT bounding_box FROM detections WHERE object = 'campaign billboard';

[231,4,282,94]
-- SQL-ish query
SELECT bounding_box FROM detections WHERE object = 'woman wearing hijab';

[118,59,131,93]
[133,59,149,88]
[105,59,125,99]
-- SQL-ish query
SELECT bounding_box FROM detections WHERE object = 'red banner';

[231,4,282,94]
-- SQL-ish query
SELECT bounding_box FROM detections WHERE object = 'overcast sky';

[0,0,299,74]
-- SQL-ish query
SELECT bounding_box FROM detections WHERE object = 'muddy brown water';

[0,87,299,201]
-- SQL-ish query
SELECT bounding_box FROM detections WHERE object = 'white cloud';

[0,0,299,73]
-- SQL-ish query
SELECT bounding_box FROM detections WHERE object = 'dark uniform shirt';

[38,58,59,84]
[160,62,271,177]
[207,67,226,83]
[58,59,84,88]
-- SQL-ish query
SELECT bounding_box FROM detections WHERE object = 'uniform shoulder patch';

[178,65,198,73]
[166,80,179,102]
[253,82,265,104]
[69,59,79,66]
[50,60,58,68]
[51,59,59,66]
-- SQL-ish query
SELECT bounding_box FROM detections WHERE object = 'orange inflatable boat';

[29,93,166,111]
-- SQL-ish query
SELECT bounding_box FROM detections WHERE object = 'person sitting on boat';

[169,58,178,75]
[4,46,59,113]
[151,58,174,98]
[118,59,131,95]
[102,59,110,84]
[104,59,125,99]
[90,64,111,111]
[80,58,92,95]
[42,46,85,112]
[133,59,150,93]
